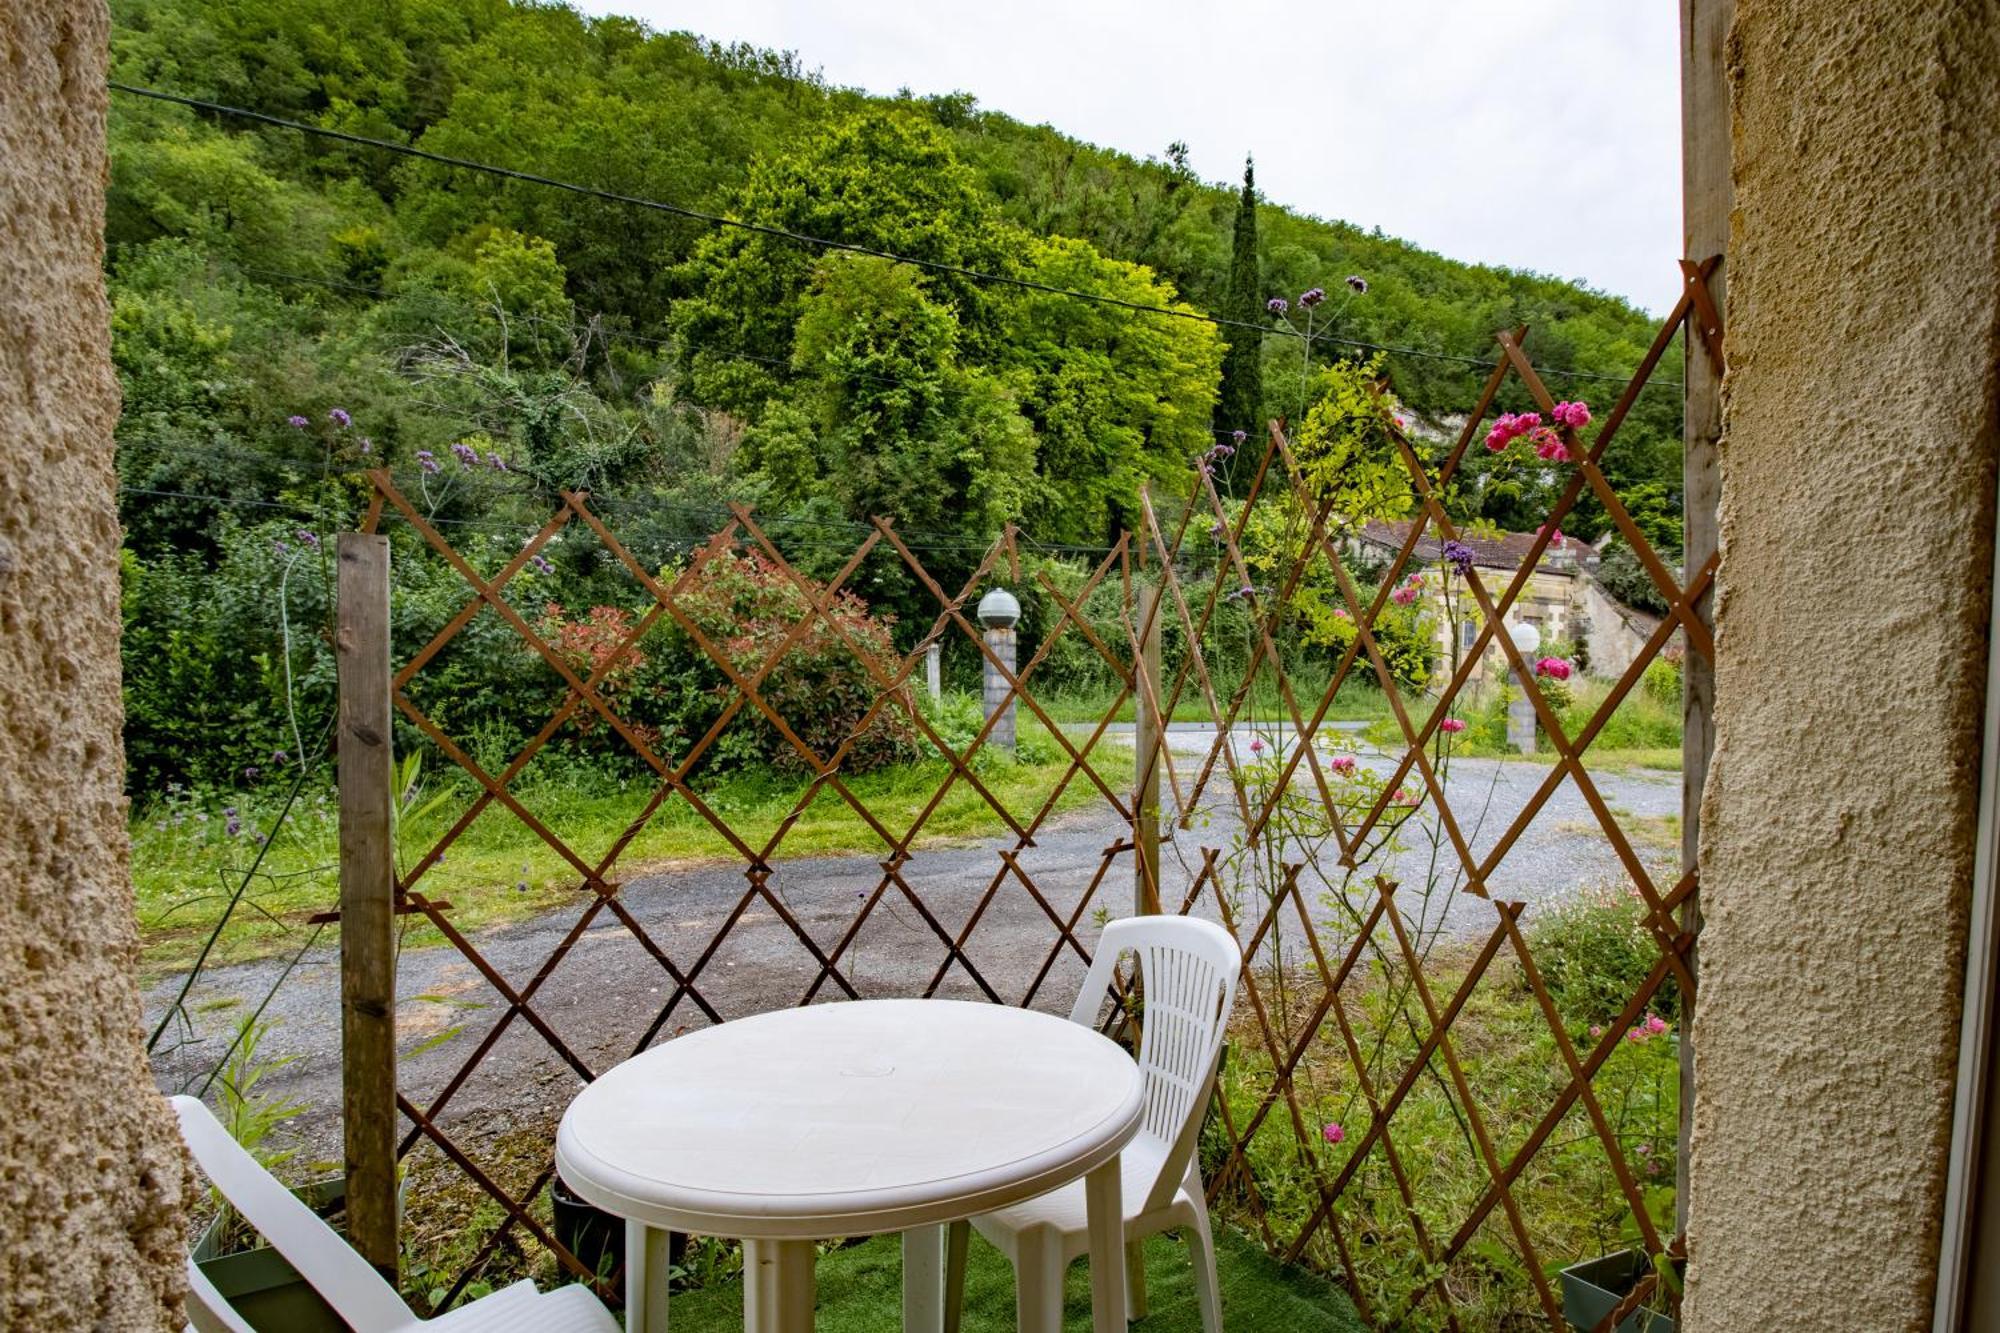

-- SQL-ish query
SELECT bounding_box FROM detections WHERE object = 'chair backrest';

[170,1094,416,1333]
[1069,915,1241,1215]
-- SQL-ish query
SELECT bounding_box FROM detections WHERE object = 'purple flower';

[357,437,373,455]
[451,441,480,468]
[1231,430,1247,446]
[1441,539,1476,576]
[1299,286,1326,309]
[272,538,289,555]
[1266,297,1289,315]
[243,766,261,782]
[296,529,320,551]
[223,807,242,838]
[287,415,310,429]
[488,453,509,472]
[1345,275,1368,294]
[529,553,555,576]
[416,450,441,476]
[271,749,288,763]
[329,408,351,428]
[1209,521,1227,542]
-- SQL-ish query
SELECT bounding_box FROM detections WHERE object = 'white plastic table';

[554,998,1145,1333]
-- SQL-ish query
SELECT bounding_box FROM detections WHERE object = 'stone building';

[1352,519,1666,681]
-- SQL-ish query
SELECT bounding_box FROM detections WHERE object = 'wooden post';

[337,532,399,1277]
[1678,0,1729,1236]
[1134,584,1163,916]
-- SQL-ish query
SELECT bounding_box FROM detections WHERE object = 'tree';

[670,111,1013,414]
[789,253,1034,541]
[996,236,1223,545]
[1214,157,1265,438]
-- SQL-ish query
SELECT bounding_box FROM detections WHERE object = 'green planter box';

[1560,1251,1678,1333]
[190,1177,350,1332]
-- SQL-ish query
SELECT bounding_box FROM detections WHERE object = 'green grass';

[133,715,1132,978]
[1362,674,1684,771]
[663,1228,1363,1332]
[1209,913,1681,1330]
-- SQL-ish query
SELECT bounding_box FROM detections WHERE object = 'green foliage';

[1596,538,1674,617]
[1001,236,1222,543]
[1526,886,1682,1030]
[1288,356,1415,530]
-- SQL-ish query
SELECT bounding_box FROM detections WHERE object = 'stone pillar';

[925,640,942,705]
[1506,684,1536,755]
[1685,3,2000,1328]
[0,4,190,1328]
[976,588,1021,752]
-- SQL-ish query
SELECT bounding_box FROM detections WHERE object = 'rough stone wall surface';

[1686,2,2000,1329]
[0,2,190,1328]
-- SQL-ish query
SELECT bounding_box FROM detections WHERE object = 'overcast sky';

[573,1,1684,314]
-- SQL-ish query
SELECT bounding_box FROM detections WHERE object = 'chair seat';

[970,1141,1199,1262]
[425,1280,619,1333]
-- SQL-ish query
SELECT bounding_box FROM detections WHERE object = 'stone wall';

[1686,1,2000,1328]
[0,2,190,1327]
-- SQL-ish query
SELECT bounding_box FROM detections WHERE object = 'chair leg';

[1125,1238,1148,1319]
[1185,1205,1222,1333]
[1014,1229,1068,1333]
[942,1220,970,1333]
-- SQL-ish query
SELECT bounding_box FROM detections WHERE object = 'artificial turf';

[662,1226,1365,1331]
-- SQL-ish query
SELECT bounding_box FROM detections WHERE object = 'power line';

[107,81,1677,391]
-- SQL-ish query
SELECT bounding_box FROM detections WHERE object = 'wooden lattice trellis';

[347,274,1716,1329]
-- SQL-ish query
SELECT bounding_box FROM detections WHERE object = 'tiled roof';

[1354,519,1592,574]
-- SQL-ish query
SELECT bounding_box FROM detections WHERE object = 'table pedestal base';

[744,1237,817,1332]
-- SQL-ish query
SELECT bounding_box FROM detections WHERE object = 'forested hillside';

[106,0,1685,789]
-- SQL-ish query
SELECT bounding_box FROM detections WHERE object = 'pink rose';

[1535,657,1573,681]
[1440,718,1466,734]
[1330,755,1357,775]
[1322,1122,1344,1145]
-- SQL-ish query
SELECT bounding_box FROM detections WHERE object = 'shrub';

[631,549,919,776]
[1526,887,1680,1033]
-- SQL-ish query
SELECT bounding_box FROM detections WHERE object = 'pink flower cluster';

[1321,1122,1345,1145]
[1624,1012,1671,1044]
[1534,656,1573,681]
[1391,787,1418,806]
[1536,522,1566,550]
[1528,426,1570,463]
[1390,572,1424,606]
[1439,718,1467,734]
[1329,755,1357,775]
[1485,400,1592,459]
[1484,411,1541,451]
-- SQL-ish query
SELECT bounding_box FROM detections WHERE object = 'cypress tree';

[1215,157,1264,437]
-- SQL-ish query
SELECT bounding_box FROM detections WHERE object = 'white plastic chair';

[943,915,1241,1333]
[170,1095,618,1333]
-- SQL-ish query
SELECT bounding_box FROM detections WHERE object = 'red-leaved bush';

[541,551,916,775]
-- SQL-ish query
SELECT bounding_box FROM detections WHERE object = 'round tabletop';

[555,999,1145,1239]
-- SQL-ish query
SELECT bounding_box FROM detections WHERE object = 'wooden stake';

[337,532,399,1277]
[1678,0,1730,1236]
[1134,583,1163,916]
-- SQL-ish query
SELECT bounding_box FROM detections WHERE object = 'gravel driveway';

[146,734,1680,1162]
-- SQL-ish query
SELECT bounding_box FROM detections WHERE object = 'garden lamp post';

[1507,620,1541,755]
[977,588,1021,751]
